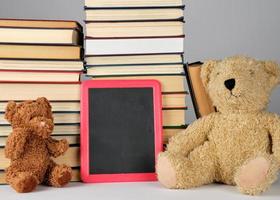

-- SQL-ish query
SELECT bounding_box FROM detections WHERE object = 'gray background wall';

[0,0,279,116]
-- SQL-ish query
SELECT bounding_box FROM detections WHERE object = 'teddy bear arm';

[4,128,30,159]
[266,114,280,164]
[167,114,215,156]
[46,138,69,158]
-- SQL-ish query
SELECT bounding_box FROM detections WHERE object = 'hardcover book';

[185,62,215,118]
[85,54,183,66]
[86,64,185,76]
[85,8,184,22]
[86,21,184,38]
[0,124,80,137]
[0,27,80,45]
[0,70,81,82]
[0,82,80,101]
[85,37,184,55]
[91,75,187,93]
[0,44,82,60]
[0,101,80,112]
[0,112,80,125]
[0,59,84,71]
[0,19,82,30]
[85,0,183,8]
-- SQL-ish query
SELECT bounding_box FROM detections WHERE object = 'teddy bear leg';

[44,160,72,187]
[156,142,216,189]
[234,155,279,195]
[5,167,38,193]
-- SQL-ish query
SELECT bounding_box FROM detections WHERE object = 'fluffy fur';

[156,56,280,195]
[4,97,72,193]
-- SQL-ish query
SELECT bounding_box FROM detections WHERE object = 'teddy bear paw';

[58,139,69,154]
[11,173,38,193]
[57,169,72,187]
[51,165,72,187]
[156,155,177,188]
[235,156,270,195]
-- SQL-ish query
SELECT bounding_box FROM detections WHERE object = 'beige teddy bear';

[156,56,280,195]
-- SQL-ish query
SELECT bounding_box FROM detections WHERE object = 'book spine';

[0,81,81,84]
[84,5,185,10]
[0,69,82,73]
[0,42,81,47]
[85,35,185,40]
[87,73,186,78]
[162,107,188,110]
[85,52,184,57]
[0,58,83,61]
[183,63,200,119]
[85,18,185,23]
[86,62,184,68]
[0,123,80,127]
[0,100,80,103]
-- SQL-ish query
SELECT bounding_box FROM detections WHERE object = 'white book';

[85,37,184,55]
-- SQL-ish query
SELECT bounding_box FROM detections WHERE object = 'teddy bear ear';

[201,60,218,88]
[36,97,51,106]
[263,61,280,86]
[5,101,17,123]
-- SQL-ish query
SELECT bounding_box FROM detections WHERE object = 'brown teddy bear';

[156,56,280,195]
[4,97,72,193]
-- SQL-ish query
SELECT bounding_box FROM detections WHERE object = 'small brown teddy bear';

[156,56,280,195]
[4,97,72,193]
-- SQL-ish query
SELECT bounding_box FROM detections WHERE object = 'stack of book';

[84,0,187,145]
[0,19,84,184]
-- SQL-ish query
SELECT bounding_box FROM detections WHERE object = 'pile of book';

[0,19,84,184]
[84,0,187,145]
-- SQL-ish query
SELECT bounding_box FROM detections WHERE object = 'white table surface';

[1,180,280,200]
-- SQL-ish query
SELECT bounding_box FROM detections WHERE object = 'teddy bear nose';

[224,78,235,91]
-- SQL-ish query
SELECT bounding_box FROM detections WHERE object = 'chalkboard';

[81,80,162,183]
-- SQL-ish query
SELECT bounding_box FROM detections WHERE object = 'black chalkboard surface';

[81,80,162,183]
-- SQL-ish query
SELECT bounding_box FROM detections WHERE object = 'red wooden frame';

[80,80,163,183]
